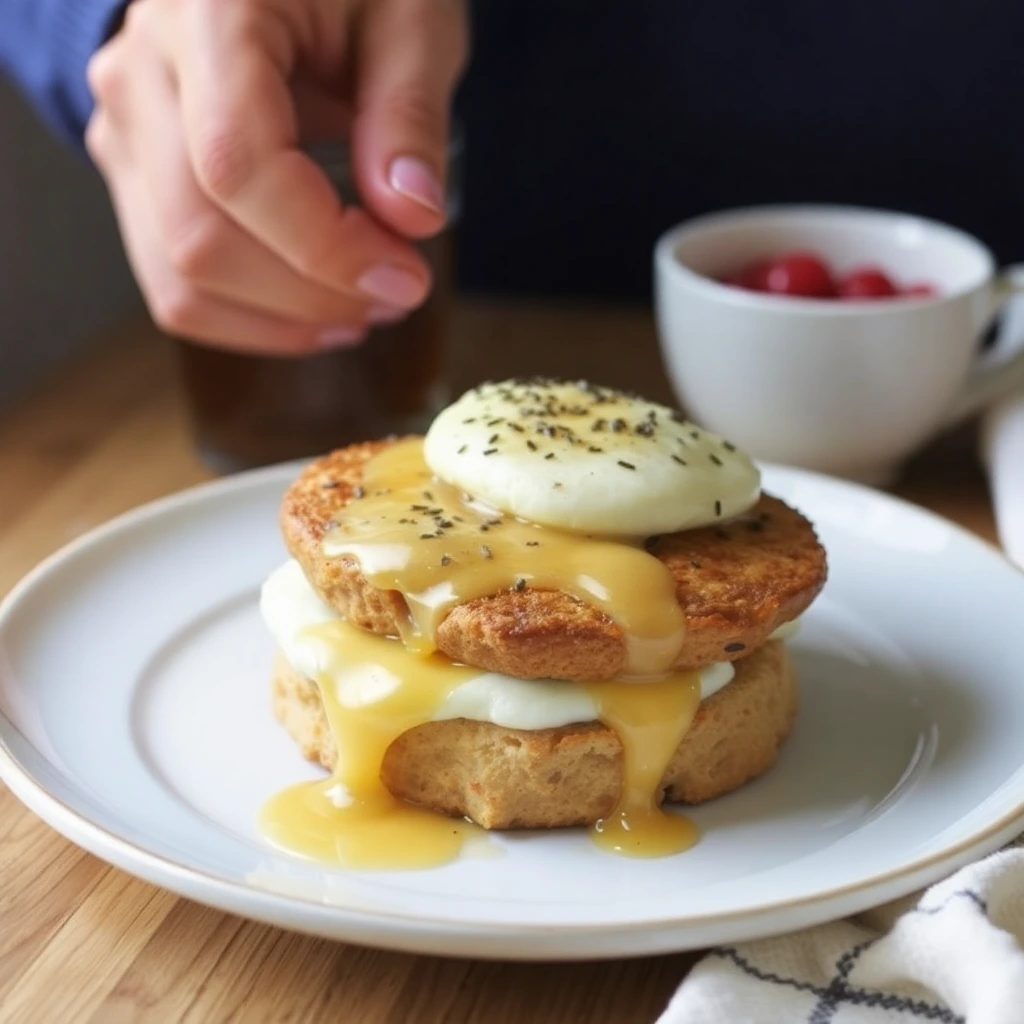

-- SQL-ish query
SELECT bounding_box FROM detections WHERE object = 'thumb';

[351,0,468,239]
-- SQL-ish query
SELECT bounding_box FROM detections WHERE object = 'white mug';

[654,205,1024,483]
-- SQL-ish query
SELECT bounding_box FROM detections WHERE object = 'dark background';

[455,0,1022,298]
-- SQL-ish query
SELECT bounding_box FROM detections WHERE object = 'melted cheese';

[260,558,738,729]
[260,618,484,869]
[322,438,686,677]
[585,675,702,856]
[259,563,740,869]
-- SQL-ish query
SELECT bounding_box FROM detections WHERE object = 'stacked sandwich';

[259,380,827,868]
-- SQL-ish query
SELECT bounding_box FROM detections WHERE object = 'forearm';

[0,0,127,144]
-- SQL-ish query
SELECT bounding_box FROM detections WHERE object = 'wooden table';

[0,302,996,1023]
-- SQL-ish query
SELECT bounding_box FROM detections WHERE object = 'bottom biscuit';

[271,641,797,830]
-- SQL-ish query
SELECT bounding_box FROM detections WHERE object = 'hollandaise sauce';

[262,434,721,867]
[260,620,484,869]
[322,439,686,676]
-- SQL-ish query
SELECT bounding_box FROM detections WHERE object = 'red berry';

[763,251,836,298]
[838,266,898,300]
[902,282,938,298]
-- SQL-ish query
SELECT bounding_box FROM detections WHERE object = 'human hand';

[85,0,467,356]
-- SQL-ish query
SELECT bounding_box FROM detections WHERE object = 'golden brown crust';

[271,642,797,829]
[281,440,827,680]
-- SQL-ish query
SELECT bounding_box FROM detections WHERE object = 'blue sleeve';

[0,0,128,145]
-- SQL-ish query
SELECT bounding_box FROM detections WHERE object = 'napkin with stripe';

[662,390,1024,1024]
[660,836,1024,1024]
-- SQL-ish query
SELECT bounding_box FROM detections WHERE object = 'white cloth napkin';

[660,836,1024,1024]
[981,392,1024,570]
[662,399,1024,1024]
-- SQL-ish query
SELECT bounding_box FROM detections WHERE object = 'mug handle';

[944,264,1024,426]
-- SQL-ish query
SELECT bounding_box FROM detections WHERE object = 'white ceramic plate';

[2,463,1024,960]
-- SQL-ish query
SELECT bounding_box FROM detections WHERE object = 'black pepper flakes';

[723,441,736,452]
[544,452,556,460]
[483,447,498,456]
[457,444,467,455]
[481,544,493,559]
[715,500,722,517]
[526,540,540,546]
[672,454,687,466]
[526,440,538,451]
[709,453,724,466]
[488,433,499,444]
[440,554,452,567]
[514,577,527,592]
[617,460,636,470]
[725,642,746,653]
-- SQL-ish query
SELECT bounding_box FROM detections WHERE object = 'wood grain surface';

[0,302,996,1024]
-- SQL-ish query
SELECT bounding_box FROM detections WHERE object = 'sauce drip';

[584,673,702,857]
[261,616,705,866]
[322,439,685,676]
[261,440,703,867]
[260,619,483,869]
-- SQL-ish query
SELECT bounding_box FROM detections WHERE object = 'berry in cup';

[763,252,836,298]
[837,267,898,299]
[720,251,938,300]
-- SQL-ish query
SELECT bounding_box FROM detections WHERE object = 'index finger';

[167,6,431,307]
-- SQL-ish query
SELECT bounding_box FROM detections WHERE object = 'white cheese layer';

[260,560,741,729]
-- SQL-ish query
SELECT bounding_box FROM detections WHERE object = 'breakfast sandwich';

[259,380,827,868]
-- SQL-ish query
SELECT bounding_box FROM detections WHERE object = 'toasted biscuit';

[271,641,796,829]
[281,440,826,680]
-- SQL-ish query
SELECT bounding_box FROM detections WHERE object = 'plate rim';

[2,459,1023,952]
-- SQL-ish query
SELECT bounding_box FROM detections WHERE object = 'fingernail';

[388,156,444,215]
[367,304,406,325]
[358,265,425,307]
[317,325,365,349]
